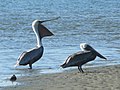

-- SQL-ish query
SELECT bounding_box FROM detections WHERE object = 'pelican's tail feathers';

[61,63,66,68]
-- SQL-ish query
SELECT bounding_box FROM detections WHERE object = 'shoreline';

[2,64,120,90]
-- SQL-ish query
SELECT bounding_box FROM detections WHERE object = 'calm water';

[0,0,120,87]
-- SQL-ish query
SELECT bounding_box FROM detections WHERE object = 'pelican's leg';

[29,64,32,69]
[78,66,84,73]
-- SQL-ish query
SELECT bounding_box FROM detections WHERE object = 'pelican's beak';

[40,20,53,23]
[38,17,60,38]
[92,49,107,60]
[38,22,54,38]
[40,17,60,23]
[83,44,107,60]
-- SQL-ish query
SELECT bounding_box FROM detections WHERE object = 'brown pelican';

[61,43,107,73]
[10,75,17,83]
[15,18,57,69]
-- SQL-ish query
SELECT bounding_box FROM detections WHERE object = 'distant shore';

[2,65,120,90]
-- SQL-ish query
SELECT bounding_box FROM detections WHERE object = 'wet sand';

[2,65,120,90]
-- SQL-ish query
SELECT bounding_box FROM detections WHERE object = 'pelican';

[61,43,107,73]
[15,18,57,69]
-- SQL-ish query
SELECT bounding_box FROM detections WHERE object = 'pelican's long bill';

[38,23,54,38]
[37,17,60,38]
[36,17,60,38]
[40,17,60,23]
[80,43,107,60]
[93,49,107,60]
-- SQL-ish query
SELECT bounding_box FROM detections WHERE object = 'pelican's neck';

[32,25,43,47]
[80,44,84,51]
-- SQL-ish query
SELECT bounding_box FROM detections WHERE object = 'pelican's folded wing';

[17,51,27,61]
[17,47,43,65]
[62,51,93,67]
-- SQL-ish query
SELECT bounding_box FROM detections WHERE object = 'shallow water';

[0,0,120,87]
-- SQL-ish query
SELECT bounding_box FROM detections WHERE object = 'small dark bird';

[61,43,107,73]
[10,75,17,83]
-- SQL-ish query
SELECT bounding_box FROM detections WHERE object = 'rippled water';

[0,0,120,87]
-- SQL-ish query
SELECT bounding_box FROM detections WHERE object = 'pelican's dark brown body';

[18,46,44,68]
[61,43,107,73]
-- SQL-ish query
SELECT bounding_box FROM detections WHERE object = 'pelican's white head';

[80,43,88,51]
[80,43,94,51]
[32,19,54,38]
[32,19,54,47]
[32,20,39,28]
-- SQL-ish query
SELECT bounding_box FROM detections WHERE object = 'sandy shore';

[2,65,120,90]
